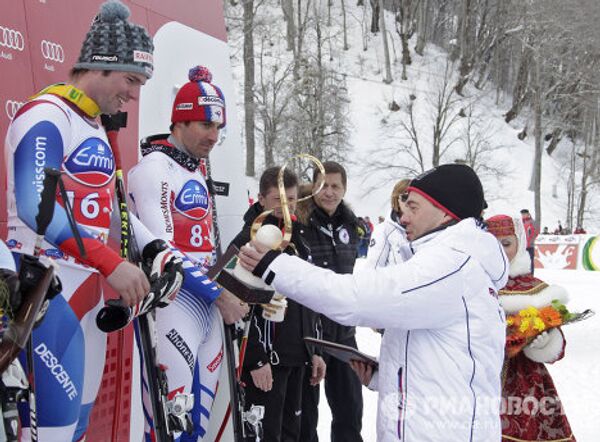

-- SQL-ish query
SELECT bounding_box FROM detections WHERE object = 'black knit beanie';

[407,164,485,220]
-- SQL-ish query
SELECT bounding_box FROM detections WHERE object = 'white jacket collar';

[412,218,509,291]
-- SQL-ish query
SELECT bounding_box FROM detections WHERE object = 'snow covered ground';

[317,267,600,441]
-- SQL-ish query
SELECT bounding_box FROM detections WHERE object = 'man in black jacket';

[298,161,363,442]
[230,167,326,441]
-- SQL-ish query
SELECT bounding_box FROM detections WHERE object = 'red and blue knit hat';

[171,66,226,128]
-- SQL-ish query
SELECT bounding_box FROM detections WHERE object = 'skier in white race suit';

[238,164,510,441]
[128,66,249,439]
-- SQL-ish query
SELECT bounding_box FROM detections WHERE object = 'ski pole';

[214,304,255,442]
[101,113,173,442]
[204,158,247,441]
[27,167,61,441]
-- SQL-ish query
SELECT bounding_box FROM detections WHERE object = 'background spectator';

[520,209,538,274]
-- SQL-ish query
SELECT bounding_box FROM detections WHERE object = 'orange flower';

[539,306,563,327]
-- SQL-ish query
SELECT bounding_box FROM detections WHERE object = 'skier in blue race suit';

[3,2,220,440]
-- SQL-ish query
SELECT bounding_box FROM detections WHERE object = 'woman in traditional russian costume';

[486,214,575,442]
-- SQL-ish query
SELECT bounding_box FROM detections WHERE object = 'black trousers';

[527,246,535,274]
[242,364,305,442]
[300,336,363,442]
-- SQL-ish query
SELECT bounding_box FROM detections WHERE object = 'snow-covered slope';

[223,6,600,441]
[226,2,597,232]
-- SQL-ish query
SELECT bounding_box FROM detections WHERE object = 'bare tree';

[369,0,380,33]
[454,0,474,95]
[414,0,429,56]
[431,63,462,166]
[341,0,350,50]
[379,0,393,83]
[459,105,512,198]
[293,0,313,79]
[243,0,257,176]
[255,39,294,168]
[503,42,532,123]
[576,103,600,228]
[393,0,414,81]
[282,0,296,51]
[530,53,543,230]
[360,96,426,194]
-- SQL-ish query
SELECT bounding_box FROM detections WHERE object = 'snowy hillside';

[225,1,599,232]
[222,4,600,441]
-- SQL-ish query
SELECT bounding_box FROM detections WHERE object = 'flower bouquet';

[505,301,594,357]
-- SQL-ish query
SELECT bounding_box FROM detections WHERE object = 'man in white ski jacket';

[238,164,509,441]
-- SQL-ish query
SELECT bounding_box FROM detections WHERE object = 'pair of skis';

[101,113,195,441]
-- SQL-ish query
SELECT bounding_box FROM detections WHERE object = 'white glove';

[523,328,564,363]
[140,240,184,310]
[528,330,551,349]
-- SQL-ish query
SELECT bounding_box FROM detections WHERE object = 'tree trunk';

[294,0,311,80]
[545,128,562,156]
[264,129,275,168]
[566,142,576,230]
[431,0,448,47]
[531,55,542,230]
[243,0,256,176]
[454,0,473,95]
[282,0,296,52]
[414,0,429,56]
[341,0,349,50]
[379,0,393,83]
[396,0,412,80]
[576,111,596,228]
[505,44,532,123]
[313,1,326,158]
[370,0,380,33]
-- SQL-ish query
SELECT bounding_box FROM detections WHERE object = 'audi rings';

[0,25,25,51]
[41,40,64,63]
[5,100,24,121]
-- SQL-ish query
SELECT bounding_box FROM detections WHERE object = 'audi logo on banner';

[5,100,24,121]
[0,25,25,51]
[41,40,65,63]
